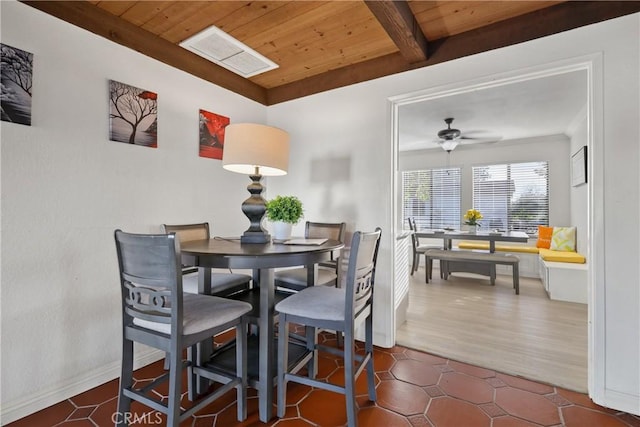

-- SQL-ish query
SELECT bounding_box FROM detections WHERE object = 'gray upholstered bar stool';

[274,221,346,291]
[161,223,252,370]
[114,230,252,426]
[276,228,381,427]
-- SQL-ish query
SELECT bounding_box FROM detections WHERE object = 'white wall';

[266,88,396,348]
[1,2,266,422]
[399,135,572,229]
[2,1,639,421]
[267,13,640,415]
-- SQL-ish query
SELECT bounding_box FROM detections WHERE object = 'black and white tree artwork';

[109,80,158,147]
[1,43,33,126]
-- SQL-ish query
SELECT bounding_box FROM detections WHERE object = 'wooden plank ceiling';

[22,1,640,105]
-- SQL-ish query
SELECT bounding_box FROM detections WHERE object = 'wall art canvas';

[1,43,33,126]
[109,80,157,148]
[199,109,229,160]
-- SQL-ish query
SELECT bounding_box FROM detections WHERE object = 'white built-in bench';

[424,249,521,294]
[539,259,587,303]
[537,252,587,304]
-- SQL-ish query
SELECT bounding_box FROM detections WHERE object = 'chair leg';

[167,343,182,427]
[236,319,248,421]
[116,338,134,427]
[365,314,376,402]
[277,317,289,418]
[514,264,520,295]
[411,253,418,275]
[343,327,358,427]
[187,345,197,401]
[425,256,430,283]
[336,330,344,348]
[306,325,317,378]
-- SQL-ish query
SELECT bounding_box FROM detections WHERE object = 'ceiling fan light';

[440,140,460,152]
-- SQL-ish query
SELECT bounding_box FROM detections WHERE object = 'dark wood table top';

[414,230,529,253]
[415,230,529,242]
[180,237,344,269]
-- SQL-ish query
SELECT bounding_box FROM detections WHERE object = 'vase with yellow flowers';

[463,208,483,234]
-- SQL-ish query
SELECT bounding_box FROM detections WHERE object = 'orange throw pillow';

[536,226,553,249]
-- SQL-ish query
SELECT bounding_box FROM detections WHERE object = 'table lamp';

[222,123,290,244]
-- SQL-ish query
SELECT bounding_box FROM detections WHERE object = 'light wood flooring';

[396,266,588,392]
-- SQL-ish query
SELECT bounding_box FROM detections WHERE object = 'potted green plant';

[265,195,304,240]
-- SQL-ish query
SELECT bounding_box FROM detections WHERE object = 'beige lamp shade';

[222,123,290,176]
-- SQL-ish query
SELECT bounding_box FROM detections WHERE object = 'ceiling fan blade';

[459,129,492,135]
[461,134,503,142]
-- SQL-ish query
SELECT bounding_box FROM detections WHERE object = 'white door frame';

[388,53,603,400]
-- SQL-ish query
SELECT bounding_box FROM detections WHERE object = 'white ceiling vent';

[180,26,278,78]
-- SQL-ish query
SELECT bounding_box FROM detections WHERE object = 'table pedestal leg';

[257,268,275,422]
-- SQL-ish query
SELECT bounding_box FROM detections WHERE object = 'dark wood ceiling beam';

[426,0,640,66]
[21,0,268,105]
[364,0,428,63]
[268,1,640,105]
[267,52,410,105]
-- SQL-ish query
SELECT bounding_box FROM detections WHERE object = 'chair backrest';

[162,223,210,274]
[162,222,210,242]
[114,230,183,335]
[305,221,346,241]
[344,228,382,320]
[306,222,346,268]
[407,218,420,252]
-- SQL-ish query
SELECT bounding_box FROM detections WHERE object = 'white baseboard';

[596,388,640,416]
[0,349,164,425]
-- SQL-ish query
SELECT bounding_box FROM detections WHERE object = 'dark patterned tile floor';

[7,333,639,427]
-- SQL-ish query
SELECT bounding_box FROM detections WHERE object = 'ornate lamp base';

[240,171,271,244]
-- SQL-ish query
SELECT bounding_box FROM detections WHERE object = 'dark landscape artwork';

[199,109,229,160]
[1,43,33,126]
[109,80,157,147]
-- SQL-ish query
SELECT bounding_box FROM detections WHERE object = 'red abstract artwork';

[199,109,229,160]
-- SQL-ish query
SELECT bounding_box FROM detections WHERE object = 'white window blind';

[402,168,461,229]
[472,161,549,233]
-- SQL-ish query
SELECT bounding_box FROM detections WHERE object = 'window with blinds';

[472,161,549,234]
[402,168,461,229]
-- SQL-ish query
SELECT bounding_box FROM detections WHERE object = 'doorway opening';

[390,60,597,393]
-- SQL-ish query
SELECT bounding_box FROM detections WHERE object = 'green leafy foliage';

[265,195,304,224]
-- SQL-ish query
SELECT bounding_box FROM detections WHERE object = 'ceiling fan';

[435,117,497,152]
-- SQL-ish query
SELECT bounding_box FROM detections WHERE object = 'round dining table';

[180,237,344,422]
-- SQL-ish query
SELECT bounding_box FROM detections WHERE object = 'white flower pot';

[464,224,478,234]
[272,221,293,240]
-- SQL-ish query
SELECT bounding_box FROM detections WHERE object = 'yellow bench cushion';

[538,248,586,264]
[457,241,540,254]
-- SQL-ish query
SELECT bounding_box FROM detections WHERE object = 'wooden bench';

[424,249,521,294]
